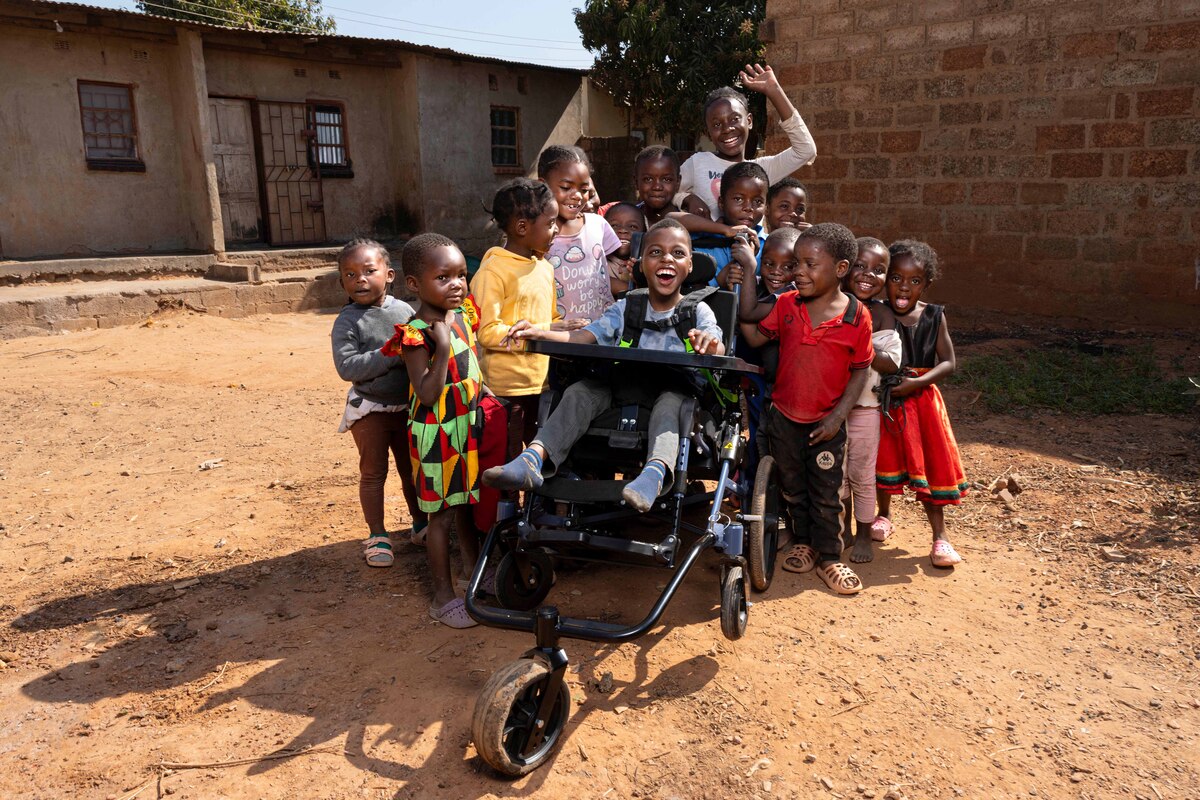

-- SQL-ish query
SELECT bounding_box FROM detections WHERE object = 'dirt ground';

[1,310,1197,800]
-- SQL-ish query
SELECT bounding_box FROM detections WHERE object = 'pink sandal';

[869,516,893,542]
[930,539,962,568]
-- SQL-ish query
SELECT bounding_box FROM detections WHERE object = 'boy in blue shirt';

[694,161,769,290]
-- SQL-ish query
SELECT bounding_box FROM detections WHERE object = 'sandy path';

[0,311,1196,800]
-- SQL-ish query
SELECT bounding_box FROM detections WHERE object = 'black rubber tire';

[472,658,571,777]
[747,455,782,591]
[720,565,748,640]
[493,550,554,611]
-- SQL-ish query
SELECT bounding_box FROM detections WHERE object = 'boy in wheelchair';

[482,218,725,512]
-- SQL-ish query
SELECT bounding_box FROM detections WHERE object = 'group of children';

[330,64,969,626]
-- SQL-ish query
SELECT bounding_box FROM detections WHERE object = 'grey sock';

[482,450,544,491]
[621,461,667,512]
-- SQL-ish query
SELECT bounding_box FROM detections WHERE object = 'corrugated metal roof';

[17,0,589,74]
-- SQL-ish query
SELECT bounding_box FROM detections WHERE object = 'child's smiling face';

[759,240,797,295]
[846,243,889,302]
[719,176,767,228]
[640,226,692,302]
[636,155,680,212]
[339,246,394,307]
[767,187,807,230]
[705,97,752,159]
[793,238,848,300]
[605,206,646,259]
[886,254,930,315]
[545,161,591,223]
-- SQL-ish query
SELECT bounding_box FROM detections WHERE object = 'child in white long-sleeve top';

[678,63,817,222]
[330,239,425,567]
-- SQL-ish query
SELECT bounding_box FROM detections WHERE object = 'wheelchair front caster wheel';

[494,549,555,611]
[720,565,748,640]
[747,455,782,592]
[472,658,570,777]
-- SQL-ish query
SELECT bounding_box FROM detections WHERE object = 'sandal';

[428,597,478,629]
[782,543,816,574]
[410,519,429,548]
[930,539,962,568]
[869,516,893,542]
[363,535,394,568]
[816,561,863,595]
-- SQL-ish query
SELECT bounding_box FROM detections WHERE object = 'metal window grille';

[78,82,138,160]
[313,105,347,167]
[490,106,518,168]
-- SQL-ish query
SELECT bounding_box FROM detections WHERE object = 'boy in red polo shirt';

[736,222,873,595]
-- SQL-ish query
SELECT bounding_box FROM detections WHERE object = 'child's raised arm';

[401,321,453,408]
[740,64,817,176]
[665,211,755,239]
[737,261,771,346]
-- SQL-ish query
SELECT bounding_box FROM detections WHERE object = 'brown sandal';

[817,561,863,595]
[782,544,816,574]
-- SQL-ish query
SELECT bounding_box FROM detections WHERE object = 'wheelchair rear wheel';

[747,455,782,591]
[494,549,555,611]
[720,565,748,640]
[472,657,570,776]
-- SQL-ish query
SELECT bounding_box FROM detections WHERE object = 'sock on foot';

[622,461,667,512]
[482,448,544,491]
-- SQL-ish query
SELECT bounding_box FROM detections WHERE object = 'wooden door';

[254,101,326,245]
[209,98,262,243]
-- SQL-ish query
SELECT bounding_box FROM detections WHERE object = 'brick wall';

[763,0,1199,327]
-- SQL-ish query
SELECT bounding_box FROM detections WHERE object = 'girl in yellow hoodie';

[471,179,586,443]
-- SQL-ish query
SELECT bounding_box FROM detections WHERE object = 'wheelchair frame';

[465,338,783,776]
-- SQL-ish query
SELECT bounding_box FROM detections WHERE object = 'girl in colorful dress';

[383,233,483,628]
[873,240,969,568]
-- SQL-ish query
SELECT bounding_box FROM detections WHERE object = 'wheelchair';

[464,254,783,776]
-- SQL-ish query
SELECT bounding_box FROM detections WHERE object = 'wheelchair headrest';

[697,288,738,354]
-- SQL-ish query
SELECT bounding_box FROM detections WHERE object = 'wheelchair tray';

[527,340,762,375]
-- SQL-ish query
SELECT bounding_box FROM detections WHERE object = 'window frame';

[490,105,522,175]
[77,80,144,173]
[307,99,354,179]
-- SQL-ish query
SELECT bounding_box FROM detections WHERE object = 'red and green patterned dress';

[385,298,481,513]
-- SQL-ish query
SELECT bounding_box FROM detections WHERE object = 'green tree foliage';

[137,0,336,34]
[575,0,766,142]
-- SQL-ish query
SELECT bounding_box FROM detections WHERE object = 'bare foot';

[850,531,874,563]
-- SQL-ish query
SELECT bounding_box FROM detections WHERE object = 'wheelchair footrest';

[525,527,678,565]
[535,476,670,504]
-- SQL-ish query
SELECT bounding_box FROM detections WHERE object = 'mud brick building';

[763,0,1199,326]
[0,0,633,261]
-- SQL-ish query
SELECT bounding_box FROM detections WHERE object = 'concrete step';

[218,240,406,276]
[0,267,345,339]
[0,254,217,286]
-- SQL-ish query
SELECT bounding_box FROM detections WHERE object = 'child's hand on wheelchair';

[731,235,757,265]
[502,319,541,349]
[550,318,589,332]
[687,328,721,355]
[722,261,745,289]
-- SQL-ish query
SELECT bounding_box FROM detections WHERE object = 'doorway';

[253,100,327,245]
[208,97,263,244]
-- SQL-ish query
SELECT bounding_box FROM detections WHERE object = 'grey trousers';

[533,378,686,477]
